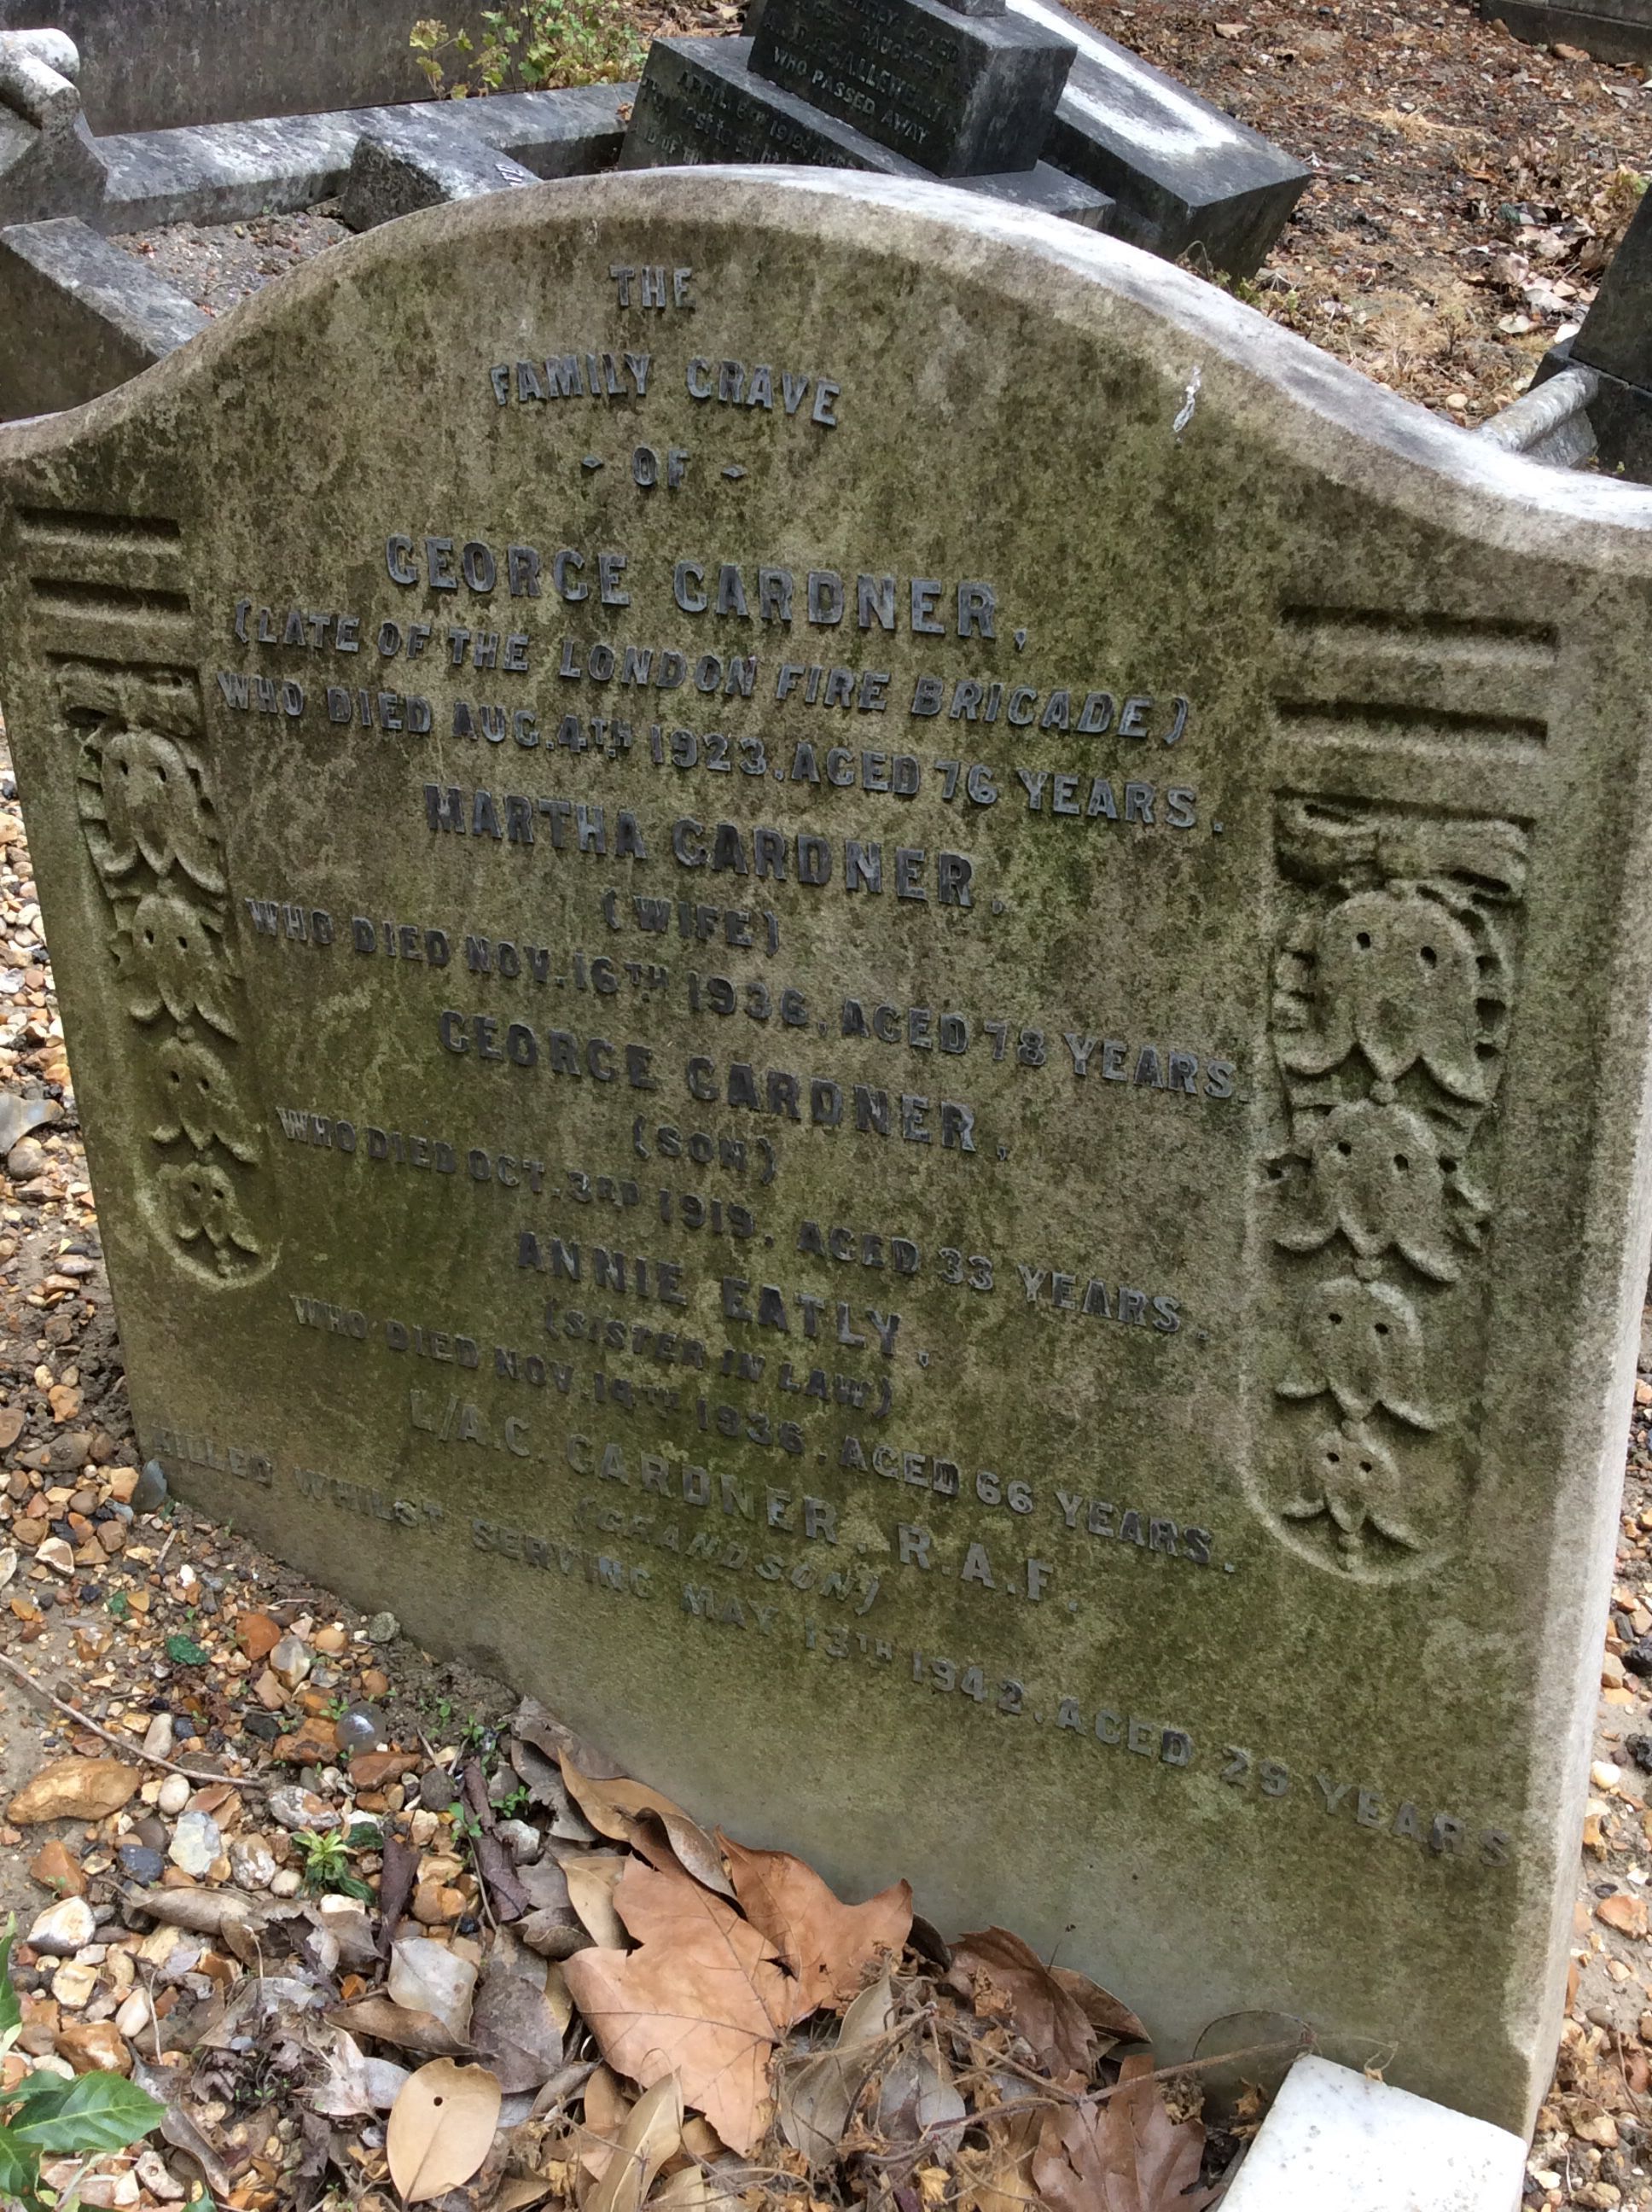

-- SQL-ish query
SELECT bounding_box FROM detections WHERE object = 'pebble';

[34,1536,73,1576]
[1593,1761,1623,1791]
[117,1842,166,1885]
[135,2152,186,2204]
[419,1768,459,1813]
[141,1713,175,1761]
[7,1138,45,1180]
[229,1837,276,1890]
[268,1784,337,1831]
[269,1868,302,1897]
[49,1958,96,2009]
[114,1988,152,2038]
[335,1701,387,1754]
[134,1817,168,1854]
[130,1459,167,1514]
[497,1819,541,1864]
[26,1896,95,1956]
[155,1773,190,1818]
[270,1633,311,1689]
[167,1809,220,1876]
[366,1610,398,1643]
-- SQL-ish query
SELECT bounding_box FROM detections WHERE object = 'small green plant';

[412,0,644,96]
[292,1829,375,1904]
[497,1780,531,1819]
[0,1918,165,2209]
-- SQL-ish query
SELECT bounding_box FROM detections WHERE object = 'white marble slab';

[1221,2057,1527,2212]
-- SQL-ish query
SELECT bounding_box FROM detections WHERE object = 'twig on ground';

[0,1644,266,1791]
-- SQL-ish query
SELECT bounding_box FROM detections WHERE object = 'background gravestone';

[625,0,1309,275]
[0,165,1648,2134]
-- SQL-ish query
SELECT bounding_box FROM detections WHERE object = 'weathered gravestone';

[0,166,1648,2134]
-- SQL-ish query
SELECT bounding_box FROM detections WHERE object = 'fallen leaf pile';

[0,1670,1241,2210]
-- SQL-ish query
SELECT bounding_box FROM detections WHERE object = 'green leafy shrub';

[0,1919,165,2209]
[411,1,645,96]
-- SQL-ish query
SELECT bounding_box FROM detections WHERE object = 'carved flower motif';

[153,1034,259,1163]
[1277,888,1492,1101]
[1274,1099,1475,1282]
[1283,1418,1422,1555]
[97,730,224,894]
[1277,1274,1440,1429]
[112,894,239,1038]
[157,1161,261,1266]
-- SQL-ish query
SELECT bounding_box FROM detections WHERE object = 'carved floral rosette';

[1254,797,1527,1580]
[58,658,272,1284]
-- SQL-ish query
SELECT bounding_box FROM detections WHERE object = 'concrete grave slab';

[1,167,1649,2136]
[0,28,105,226]
[95,84,634,233]
[0,213,204,419]
[340,114,542,234]
[1478,0,1652,66]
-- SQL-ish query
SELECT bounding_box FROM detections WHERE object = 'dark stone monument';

[747,0,1075,176]
[624,0,1309,277]
[620,34,1111,230]
[1533,188,1652,480]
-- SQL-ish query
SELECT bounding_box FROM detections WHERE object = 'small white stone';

[156,1773,190,1817]
[1593,1761,1624,1790]
[49,1958,96,2009]
[229,1837,276,1890]
[268,1784,336,1831]
[26,1896,95,1956]
[35,1536,73,1576]
[136,2151,186,2203]
[167,1808,220,1876]
[115,1988,152,2038]
[141,1713,175,1761]
[497,1819,541,1863]
[269,1867,302,1897]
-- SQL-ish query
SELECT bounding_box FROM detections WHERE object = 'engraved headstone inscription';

[1,167,1649,2134]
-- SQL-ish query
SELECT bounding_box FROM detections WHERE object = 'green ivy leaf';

[164,1633,208,1667]
[0,2122,41,2209]
[9,2071,166,2154]
[0,1917,20,2040]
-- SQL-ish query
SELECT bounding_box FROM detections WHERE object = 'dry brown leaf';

[9,1756,139,1823]
[565,1854,631,1949]
[387,2058,503,2204]
[561,1756,733,1899]
[544,1963,574,2038]
[587,2076,683,2212]
[493,2180,553,2212]
[580,2064,636,2183]
[472,1952,567,2092]
[329,1997,475,2058]
[563,1859,790,2155]
[947,1929,1096,2078]
[777,1972,894,2166]
[718,1833,911,2019]
[956,2103,1042,2212]
[1032,2058,1214,2212]
[1050,1967,1149,2046]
